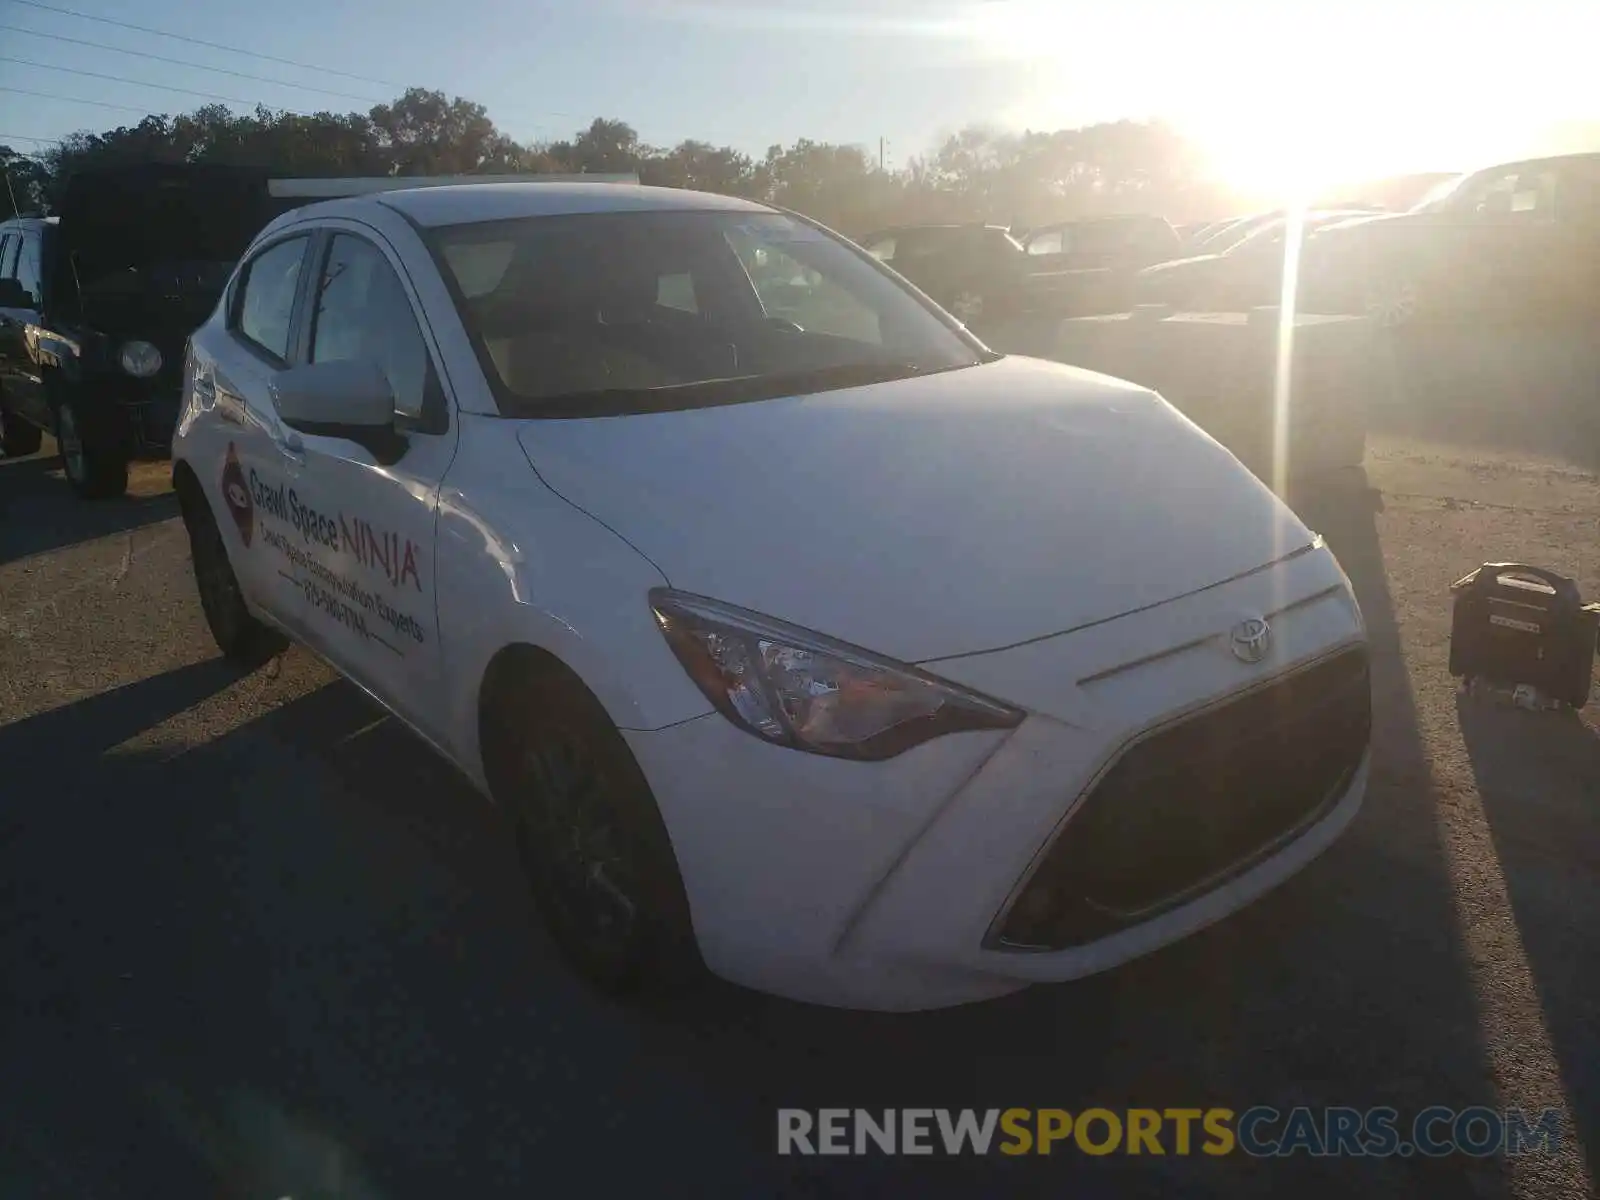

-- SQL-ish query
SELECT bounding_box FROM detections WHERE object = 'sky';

[3,0,1599,199]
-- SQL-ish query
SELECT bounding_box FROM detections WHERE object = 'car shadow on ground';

[1455,691,1600,1160]
[0,451,179,567]
[0,665,812,1199]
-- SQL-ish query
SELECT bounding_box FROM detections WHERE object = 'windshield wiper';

[515,359,978,418]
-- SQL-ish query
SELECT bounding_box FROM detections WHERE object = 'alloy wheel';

[516,731,641,963]
[1364,276,1419,328]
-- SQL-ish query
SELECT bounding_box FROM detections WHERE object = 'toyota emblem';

[1229,616,1272,663]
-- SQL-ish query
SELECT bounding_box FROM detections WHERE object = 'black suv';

[0,164,286,497]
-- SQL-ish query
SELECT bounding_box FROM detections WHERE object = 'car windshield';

[77,258,237,297]
[428,210,989,417]
[1410,173,1469,212]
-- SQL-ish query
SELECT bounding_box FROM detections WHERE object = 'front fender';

[434,418,713,789]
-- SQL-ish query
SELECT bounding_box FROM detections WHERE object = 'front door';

[273,226,456,734]
[0,228,49,430]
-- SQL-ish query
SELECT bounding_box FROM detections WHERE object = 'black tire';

[184,496,288,667]
[484,667,698,997]
[0,404,42,458]
[55,398,128,499]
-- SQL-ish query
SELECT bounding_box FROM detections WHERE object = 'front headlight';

[650,589,1024,760]
[118,340,163,378]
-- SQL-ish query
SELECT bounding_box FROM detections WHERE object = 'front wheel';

[56,398,129,499]
[485,669,698,997]
[0,405,42,457]
[1361,267,1422,329]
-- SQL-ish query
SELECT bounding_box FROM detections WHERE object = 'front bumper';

[116,384,182,457]
[625,546,1369,1011]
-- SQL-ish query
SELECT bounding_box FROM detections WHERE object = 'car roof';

[370,182,776,228]
[1465,151,1600,178]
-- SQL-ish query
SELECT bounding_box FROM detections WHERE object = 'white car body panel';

[172,182,1370,1011]
[516,354,1314,663]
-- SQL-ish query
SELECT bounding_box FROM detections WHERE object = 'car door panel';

[207,231,317,635]
[268,224,455,737]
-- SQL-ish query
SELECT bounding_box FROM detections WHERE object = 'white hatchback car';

[171,183,1371,1011]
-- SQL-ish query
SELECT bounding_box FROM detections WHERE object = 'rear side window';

[234,236,309,361]
[15,231,43,305]
[0,233,16,279]
[308,234,433,422]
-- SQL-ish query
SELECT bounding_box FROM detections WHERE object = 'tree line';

[3,86,1283,234]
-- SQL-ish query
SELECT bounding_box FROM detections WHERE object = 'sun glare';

[967,0,1599,203]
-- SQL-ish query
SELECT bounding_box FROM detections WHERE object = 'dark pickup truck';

[858,222,1149,328]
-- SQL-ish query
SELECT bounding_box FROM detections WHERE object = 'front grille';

[994,647,1370,950]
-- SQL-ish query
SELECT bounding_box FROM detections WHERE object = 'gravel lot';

[1,331,1596,1198]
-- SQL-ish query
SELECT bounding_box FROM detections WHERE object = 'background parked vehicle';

[859,220,1146,325]
[1135,210,1382,310]
[1019,214,1182,272]
[1304,152,1600,327]
[0,164,290,497]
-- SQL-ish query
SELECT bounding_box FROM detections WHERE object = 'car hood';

[516,356,1313,663]
[1139,253,1223,276]
[1314,210,1416,237]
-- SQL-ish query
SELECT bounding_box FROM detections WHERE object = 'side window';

[234,236,309,361]
[0,233,16,279]
[1509,171,1557,218]
[656,272,698,313]
[727,232,882,344]
[309,234,433,423]
[1465,171,1520,218]
[15,232,43,305]
[1027,231,1063,256]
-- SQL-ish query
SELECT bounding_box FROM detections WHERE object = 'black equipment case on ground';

[1448,564,1600,708]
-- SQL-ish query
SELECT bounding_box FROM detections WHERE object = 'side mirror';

[0,278,34,309]
[270,359,405,461]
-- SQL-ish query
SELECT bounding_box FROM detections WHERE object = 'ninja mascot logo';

[221,442,253,547]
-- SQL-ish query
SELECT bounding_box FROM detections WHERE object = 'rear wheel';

[56,398,129,499]
[0,403,42,457]
[185,496,287,667]
[1361,266,1422,329]
[484,667,698,997]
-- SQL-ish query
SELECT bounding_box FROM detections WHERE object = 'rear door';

[1425,165,1558,319]
[0,229,22,418]
[1550,158,1600,313]
[205,230,318,630]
